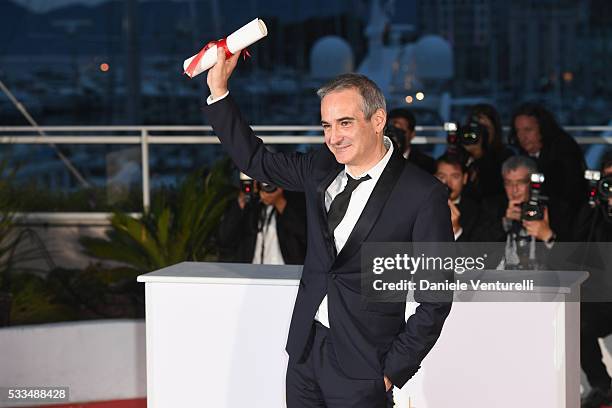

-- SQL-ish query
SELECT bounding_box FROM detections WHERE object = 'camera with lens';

[521,173,547,221]
[444,122,467,163]
[239,173,279,204]
[239,172,257,203]
[259,182,278,194]
[585,169,612,208]
[444,117,488,165]
[445,116,488,148]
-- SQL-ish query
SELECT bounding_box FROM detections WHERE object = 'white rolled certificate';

[183,18,268,78]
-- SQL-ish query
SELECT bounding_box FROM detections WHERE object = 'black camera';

[260,182,278,193]
[521,173,547,221]
[239,173,279,204]
[585,170,612,207]
[445,116,488,148]
[239,172,257,203]
[443,122,469,164]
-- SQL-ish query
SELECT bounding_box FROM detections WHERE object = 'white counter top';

[137,262,588,295]
[137,262,302,285]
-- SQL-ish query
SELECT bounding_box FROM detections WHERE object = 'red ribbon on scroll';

[184,38,251,78]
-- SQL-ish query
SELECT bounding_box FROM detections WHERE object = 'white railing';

[1,125,611,225]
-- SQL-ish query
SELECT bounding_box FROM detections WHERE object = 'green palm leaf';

[80,160,233,273]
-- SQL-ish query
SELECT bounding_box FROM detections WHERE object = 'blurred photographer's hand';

[522,207,553,241]
[237,191,247,210]
[505,199,522,222]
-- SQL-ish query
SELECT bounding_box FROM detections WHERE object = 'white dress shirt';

[251,205,285,265]
[315,137,394,327]
[206,91,230,105]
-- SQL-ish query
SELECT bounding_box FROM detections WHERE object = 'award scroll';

[183,18,268,78]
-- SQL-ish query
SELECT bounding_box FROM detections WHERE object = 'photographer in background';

[434,154,482,241]
[510,102,587,213]
[575,151,612,242]
[573,151,612,408]
[449,104,514,202]
[218,174,307,265]
[387,107,436,174]
[481,156,569,268]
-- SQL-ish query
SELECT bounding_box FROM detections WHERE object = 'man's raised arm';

[203,48,312,192]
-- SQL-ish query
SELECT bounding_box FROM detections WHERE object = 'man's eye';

[341,121,350,127]
[322,124,330,130]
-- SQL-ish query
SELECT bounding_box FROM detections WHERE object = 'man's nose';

[329,126,342,145]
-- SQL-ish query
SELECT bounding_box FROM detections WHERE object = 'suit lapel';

[332,150,405,268]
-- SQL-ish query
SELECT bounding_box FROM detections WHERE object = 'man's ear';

[372,108,386,134]
[462,172,468,186]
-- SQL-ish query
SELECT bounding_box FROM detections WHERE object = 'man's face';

[259,187,283,206]
[390,117,415,147]
[435,162,467,201]
[514,115,543,155]
[321,88,386,169]
[503,167,531,202]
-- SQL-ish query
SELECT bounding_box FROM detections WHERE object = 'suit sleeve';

[383,182,454,388]
[204,94,314,192]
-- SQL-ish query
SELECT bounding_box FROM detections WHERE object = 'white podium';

[137,263,587,408]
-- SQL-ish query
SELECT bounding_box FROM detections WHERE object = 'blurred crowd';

[217,102,612,265]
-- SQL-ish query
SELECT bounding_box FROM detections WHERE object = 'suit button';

[331,274,337,280]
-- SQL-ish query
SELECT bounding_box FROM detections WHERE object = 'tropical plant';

[80,160,235,274]
[1,158,57,325]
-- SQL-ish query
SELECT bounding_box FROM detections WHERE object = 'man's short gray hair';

[501,155,538,176]
[316,73,386,119]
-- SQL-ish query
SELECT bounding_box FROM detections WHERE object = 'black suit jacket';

[517,132,587,213]
[205,95,453,388]
[407,146,436,174]
[455,196,482,242]
[463,147,515,202]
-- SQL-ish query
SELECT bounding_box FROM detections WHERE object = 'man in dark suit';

[388,108,436,174]
[218,184,307,265]
[510,102,587,214]
[204,49,453,407]
[434,154,482,242]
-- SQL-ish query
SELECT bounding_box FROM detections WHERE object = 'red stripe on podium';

[19,398,146,408]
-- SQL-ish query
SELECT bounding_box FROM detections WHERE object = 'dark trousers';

[581,303,612,390]
[286,321,394,408]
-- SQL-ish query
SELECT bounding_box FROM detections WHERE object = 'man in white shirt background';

[434,153,483,242]
[218,180,307,265]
